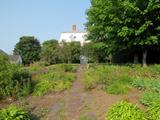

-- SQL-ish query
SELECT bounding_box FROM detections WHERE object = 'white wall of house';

[59,25,90,46]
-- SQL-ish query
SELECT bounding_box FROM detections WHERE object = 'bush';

[105,101,146,120]
[140,91,160,106]
[0,105,31,120]
[146,101,160,120]
[0,58,31,99]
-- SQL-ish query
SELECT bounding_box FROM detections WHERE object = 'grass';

[84,65,133,94]
[33,64,76,96]
[132,77,160,93]
[106,82,131,95]
[140,91,160,106]
[84,64,160,95]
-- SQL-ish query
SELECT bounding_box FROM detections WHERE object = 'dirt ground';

[0,65,144,120]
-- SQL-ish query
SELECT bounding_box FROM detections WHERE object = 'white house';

[59,25,89,46]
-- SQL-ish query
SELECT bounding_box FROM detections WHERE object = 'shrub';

[140,91,160,106]
[105,101,146,120]
[146,101,160,120]
[0,62,31,99]
[0,105,30,120]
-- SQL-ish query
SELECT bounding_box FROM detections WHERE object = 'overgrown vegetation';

[84,64,160,95]
[146,101,160,120]
[0,105,31,120]
[84,64,160,119]
[33,64,76,96]
[0,54,31,100]
[140,91,160,106]
[105,100,160,120]
[105,101,146,120]
[84,65,133,94]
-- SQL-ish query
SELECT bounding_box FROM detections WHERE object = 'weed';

[0,105,31,120]
[105,101,146,120]
[140,91,160,106]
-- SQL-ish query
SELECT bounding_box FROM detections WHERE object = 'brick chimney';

[72,25,77,32]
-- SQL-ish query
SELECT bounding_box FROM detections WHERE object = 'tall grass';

[33,64,76,96]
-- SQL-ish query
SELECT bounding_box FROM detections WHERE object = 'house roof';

[9,55,21,62]
[0,49,7,55]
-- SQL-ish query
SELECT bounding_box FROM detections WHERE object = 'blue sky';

[0,0,90,53]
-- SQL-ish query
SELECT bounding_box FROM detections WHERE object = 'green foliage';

[33,80,54,96]
[0,55,31,99]
[33,66,76,96]
[84,65,132,94]
[86,0,160,65]
[82,42,109,63]
[105,74,132,95]
[106,82,131,95]
[105,101,146,120]
[41,39,59,65]
[146,101,160,120]
[26,62,46,73]
[61,64,77,72]
[140,91,160,106]
[58,41,81,63]
[132,77,160,93]
[14,36,41,65]
[0,105,30,120]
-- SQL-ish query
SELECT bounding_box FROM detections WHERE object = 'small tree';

[57,41,81,63]
[14,36,41,65]
[82,42,108,63]
[41,39,59,65]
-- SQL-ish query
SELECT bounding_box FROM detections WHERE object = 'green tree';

[41,39,59,65]
[14,36,41,65]
[70,42,81,63]
[82,42,108,63]
[57,41,81,63]
[86,0,160,66]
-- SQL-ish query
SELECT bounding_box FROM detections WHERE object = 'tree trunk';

[142,48,147,67]
[134,53,139,64]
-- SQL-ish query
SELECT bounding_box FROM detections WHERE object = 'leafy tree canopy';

[86,0,160,66]
[14,36,41,65]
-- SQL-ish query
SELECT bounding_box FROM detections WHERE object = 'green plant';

[0,60,31,100]
[0,105,30,120]
[105,101,146,120]
[106,82,131,95]
[140,91,160,106]
[146,101,160,120]
[132,77,160,93]
[33,80,54,96]
[61,64,76,72]
[33,68,75,96]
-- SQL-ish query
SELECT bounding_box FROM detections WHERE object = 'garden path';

[0,65,143,120]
